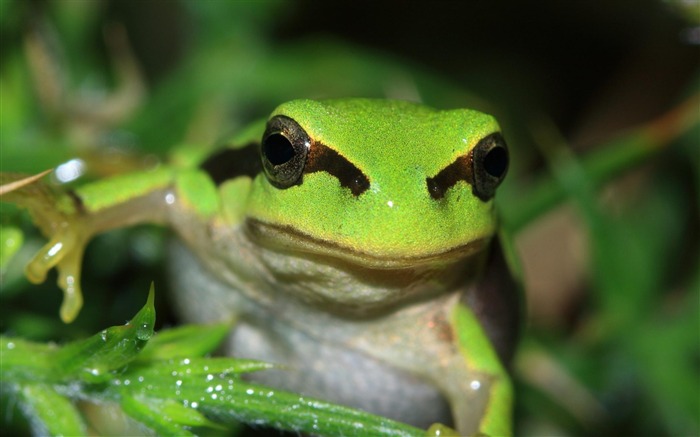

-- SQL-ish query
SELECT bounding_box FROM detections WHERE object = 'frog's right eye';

[261,116,311,188]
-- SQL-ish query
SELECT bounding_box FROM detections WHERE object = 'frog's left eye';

[261,116,311,188]
[426,132,508,201]
[471,133,509,201]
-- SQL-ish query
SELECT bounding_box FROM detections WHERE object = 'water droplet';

[136,323,152,341]
[191,401,198,408]
[211,393,218,400]
[138,376,144,383]
[176,380,183,387]
[246,388,254,395]
[470,380,481,390]
[182,358,190,365]
[206,386,214,393]
[123,379,131,386]
[206,374,214,381]
[215,384,222,391]
[6,342,15,349]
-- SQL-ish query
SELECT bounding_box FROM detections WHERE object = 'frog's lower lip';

[245,219,488,269]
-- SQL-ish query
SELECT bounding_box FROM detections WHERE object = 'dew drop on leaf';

[136,323,152,341]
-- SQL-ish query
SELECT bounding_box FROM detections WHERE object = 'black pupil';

[483,146,507,178]
[264,133,295,166]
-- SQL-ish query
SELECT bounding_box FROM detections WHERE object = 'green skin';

[23,99,517,436]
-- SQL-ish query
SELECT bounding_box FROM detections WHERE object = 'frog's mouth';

[245,218,489,270]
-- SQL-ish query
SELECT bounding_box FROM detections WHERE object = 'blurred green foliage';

[1,287,423,436]
[1,1,698,436]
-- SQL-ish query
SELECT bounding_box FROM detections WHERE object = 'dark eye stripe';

[200,143,261,185]
[426,132,507,201]
[199,140,369,196]
[426,155,472,200]
[305,142,370,196]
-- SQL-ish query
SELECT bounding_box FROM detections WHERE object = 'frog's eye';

[426,132,508,201]
[471,133,508,201]
[261,116,311,188]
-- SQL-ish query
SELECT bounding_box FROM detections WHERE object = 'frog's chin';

[245,218,490,270]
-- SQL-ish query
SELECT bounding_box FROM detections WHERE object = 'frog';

[8,98,520,436]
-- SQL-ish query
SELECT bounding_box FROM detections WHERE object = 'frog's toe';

[25,228,87,323]
[56,245,86,323]
[25,233,75,283]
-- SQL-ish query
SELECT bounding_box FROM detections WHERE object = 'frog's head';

[241,98,508,271]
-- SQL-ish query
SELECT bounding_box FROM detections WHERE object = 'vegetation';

[1,1,697,435]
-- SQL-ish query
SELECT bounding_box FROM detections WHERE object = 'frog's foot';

[1,171,89,323]
[25,224,89,323]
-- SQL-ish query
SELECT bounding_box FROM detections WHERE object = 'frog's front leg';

[348,293,512,436]
[2,167,218,322]
[354,242,518,436]
[444,239,520,436]
[443,302,514,436]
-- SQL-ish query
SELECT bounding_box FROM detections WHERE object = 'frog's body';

[15,99,519,435]
[169,236,517,431]
[169,241,455,427]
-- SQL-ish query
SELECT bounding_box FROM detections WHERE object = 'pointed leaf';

[52,287,155,383]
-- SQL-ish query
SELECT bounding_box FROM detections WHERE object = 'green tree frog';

[11,99,520,436]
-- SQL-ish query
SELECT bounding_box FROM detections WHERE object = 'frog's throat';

[245,218,489,270]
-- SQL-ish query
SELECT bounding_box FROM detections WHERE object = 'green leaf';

[114,356,423,437]
[18,384,86,436]
[0,337,56,382]
[121,395,197,436]
[135,322,232,362]
[0,225,23,270]
[3,283,423,436]
[194,380,425,437]
[51,286,155,383]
